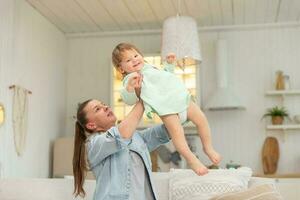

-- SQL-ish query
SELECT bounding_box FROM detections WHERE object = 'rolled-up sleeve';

[138,125,171,152]
[162,62,175,73]
[87,127,131,168]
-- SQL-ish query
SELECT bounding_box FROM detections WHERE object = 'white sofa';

[0,173,276,200]
[2,137,293,200]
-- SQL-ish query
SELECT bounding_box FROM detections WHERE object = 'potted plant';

[262,106,289,125]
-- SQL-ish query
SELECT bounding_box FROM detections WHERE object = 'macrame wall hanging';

[9,85,32,156]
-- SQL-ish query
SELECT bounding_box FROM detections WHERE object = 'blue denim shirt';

[86,124,170,200]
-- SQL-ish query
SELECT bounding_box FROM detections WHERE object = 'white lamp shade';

[161,16,202,66]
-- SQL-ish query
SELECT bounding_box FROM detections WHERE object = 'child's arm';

[163,53,176,73]
[120,72,142,105]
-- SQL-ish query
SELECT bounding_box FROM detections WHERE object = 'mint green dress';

[121,62,191,119]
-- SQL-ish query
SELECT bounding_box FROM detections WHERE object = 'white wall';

[200,27,300,175]
[66,25,300,175]
[0,0,67,178]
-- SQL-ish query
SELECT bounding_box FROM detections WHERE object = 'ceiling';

[26,0,300,34]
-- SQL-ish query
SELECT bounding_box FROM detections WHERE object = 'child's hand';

[126,72,143,93]
[166,53,176,64]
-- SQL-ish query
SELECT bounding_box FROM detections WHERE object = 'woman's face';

[119,49,144,74]
[84,100,116,132]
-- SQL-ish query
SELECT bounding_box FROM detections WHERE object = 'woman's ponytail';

[73,100,92,197]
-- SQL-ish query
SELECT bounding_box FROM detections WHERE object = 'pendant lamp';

[161,15,202,67]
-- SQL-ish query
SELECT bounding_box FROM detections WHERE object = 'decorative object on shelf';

[0,103,5,127]
[293,115,300,124]
[275,70,285,90]
[208,164,219,169]
[283,75,290,90]
[161,0,201,69]
[262,106,289,125]
[226,160,241,169]
[262,137,279,175]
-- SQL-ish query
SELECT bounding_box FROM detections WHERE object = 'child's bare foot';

[188,159,208,176]
[204,147,221,165]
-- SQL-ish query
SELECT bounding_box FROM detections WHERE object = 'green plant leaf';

[262,106,289,119]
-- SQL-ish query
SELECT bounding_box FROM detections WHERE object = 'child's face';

[119,49,144,74]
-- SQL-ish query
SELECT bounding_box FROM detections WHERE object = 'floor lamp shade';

[161,16,202,66]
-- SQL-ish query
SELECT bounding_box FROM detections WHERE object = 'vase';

[272,116,283,125]
[262,137,279,175]
[275,71,285,90]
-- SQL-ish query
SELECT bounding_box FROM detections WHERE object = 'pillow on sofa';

[210,184,283,200]
[169,167,252,200]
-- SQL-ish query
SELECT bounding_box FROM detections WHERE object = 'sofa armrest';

[249,177,276,187]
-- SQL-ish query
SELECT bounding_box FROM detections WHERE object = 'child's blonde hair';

[112,43,143,76]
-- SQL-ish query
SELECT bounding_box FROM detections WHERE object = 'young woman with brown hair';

[73,94,170,199]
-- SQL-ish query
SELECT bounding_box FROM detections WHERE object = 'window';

[112,55,199,125]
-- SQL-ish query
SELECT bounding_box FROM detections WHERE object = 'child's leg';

[161,114,208,175]
[187,101,221,165]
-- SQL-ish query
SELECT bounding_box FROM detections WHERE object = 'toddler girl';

[112,43,221,175]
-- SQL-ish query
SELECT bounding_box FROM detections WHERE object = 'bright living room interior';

[0,0,300,199]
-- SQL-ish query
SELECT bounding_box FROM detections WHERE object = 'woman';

[73,98,171,200]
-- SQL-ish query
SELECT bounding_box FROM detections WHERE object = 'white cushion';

[210,184,283,200]
[169,167,252,200]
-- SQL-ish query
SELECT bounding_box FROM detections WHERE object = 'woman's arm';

[88,99,144,168]
[88,101,144,167]
[87,130,125,168]
[138,124,171,152]
[118,100,144,139]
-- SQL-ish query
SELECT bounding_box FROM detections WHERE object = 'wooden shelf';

[266,90,300,96]
[264,89,300,141]
[266,124,300,130]
[254,173,300,178]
